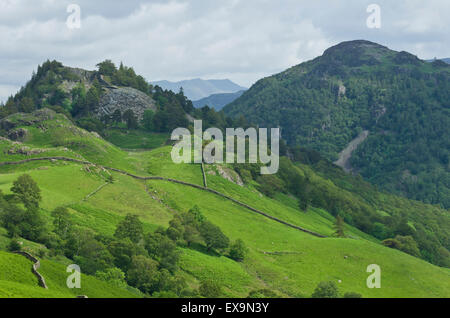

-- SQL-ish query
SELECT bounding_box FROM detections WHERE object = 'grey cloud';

[0,0,449,102]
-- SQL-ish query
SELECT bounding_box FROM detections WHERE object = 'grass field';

[0,111,449,298]
[103,129,169,150]
[0,251,140,298]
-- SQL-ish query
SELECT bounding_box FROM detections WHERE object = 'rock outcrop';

[98,87,156,121]
[0,108,56,131]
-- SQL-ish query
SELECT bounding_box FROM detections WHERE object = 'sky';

[0,0,449,102]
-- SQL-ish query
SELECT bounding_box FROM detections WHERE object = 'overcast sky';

[0,0,449,102]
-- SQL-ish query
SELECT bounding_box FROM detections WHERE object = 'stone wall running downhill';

[14,251,48,289]
[201,162,208,188]
[0,157,326,238]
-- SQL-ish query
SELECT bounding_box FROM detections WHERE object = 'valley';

[0,48,448,298]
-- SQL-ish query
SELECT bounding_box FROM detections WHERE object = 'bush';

[199,280,222,298]
[199,221,229,252]
[8,239,21,252]
[114,214,143,243]
[382,235,421,257]
[95,267,127,288]
[127,255,160,294]
[229,239,248,262]
[311,281,339,298]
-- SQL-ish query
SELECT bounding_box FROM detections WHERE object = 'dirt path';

[334,130,369,172]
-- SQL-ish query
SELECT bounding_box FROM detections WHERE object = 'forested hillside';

[224,40,450,208]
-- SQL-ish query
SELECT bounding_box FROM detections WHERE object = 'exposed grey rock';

[98,87,156,121]
[7,145,45,155]
[7,128,28,141]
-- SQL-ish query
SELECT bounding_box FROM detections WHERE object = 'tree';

[72,229,114,275]
[0,186,46,242]
[11,174,41,210]
[199,280,221,298]
[382,238,402,249]
[71,84,87,116]
[187,205,205,224]
[171,211,203,246]
[155,269,187,296]
[19,97,34,113]
[107,238,143,272]
[111,109,122,125]
[86,86,100,114]
[311,281,339,298]
[144,228,180,273]
[292,175,311,211]
[96,60,117,76]
[229,239,248,262]
[127,255,160,294]
[382,235,421,257]
[95,267,127,288]
[199,221,229,251]
[123,109,138,129]
[333,215,346,238]
[51,206,73,239]
[8,238,22,252]
[114,214,143,243]
[166,217,184,242]
[142,109,154,131]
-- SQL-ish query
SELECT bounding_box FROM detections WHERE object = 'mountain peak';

[320,40,393,68]
[324,40,389,55]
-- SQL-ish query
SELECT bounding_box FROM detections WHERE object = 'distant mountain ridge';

[151,78,246,101]
[193,90,246,110]
[426,58,450,64]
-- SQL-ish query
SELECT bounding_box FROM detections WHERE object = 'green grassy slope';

[0,111,449,298]
[103,129,168,150]
[1,158,448,297]
[0,251,138,298]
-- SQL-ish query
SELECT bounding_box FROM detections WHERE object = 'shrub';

[311,281,339,298]
[382,235,421,257]
[95,267,127,288]
[11,174,41,210]
[199,221,229,252]
[199,280,222,298]
[8,239,22,252]
[229,239,248,262]
[114,214,143,243]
